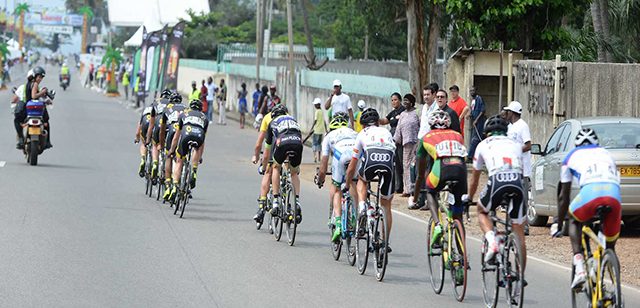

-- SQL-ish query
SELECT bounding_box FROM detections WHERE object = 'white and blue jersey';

[560,145,619,187]
[321,127,358,185]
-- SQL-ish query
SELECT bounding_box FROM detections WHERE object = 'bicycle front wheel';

[481,237,499,308]
[450,219,468,302]
[272,197,283,241]
[505,233,525,307]
[355,213,369,275]
[373,207,389,282]
[285,193,298,246]
[179,166,191,218]
[600,249,622,308]
[346,200,357,266]
[426,217,445,294]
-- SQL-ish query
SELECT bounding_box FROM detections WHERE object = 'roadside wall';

[514,60,640,145]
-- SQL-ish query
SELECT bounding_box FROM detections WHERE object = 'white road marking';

[0,161,5,167]
[391,208,640,293]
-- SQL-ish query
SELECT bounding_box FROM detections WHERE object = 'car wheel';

[527,199,549,226]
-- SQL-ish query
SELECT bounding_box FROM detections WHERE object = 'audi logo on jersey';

[369,152,391,162]
[495,172,519,183]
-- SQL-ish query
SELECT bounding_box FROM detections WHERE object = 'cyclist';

[345,108,396,251]
[135,97,160,178]
[149,89,172,182]
[464,115,527,266]
[317,112,358,242]
[410,110,467,249]
[261,104,303,223]
[551,128,621,290]
[162,93,188,200]
[166,99,208,201]
[251,104,278,224]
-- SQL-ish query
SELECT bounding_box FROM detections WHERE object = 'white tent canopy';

[108,0,209,27]
[123,14,164,47]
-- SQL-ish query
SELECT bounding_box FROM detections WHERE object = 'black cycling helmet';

[170,93,183,103]
[189,99,203,111]
[483,115,509,137]
[271,104,288,118]
[575,128,599,146]
[160,89,172,98]
[359,107,380,126]
[33,66,46,77]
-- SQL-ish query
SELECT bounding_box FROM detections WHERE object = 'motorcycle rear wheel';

[29,140,39,166]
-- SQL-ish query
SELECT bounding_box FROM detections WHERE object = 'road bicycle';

[426,180,468,302]
[156,148,166,201]
[143,142,153,197]
[572,205,623,308]
[172,141,198,218]
[355,170,390,282]
[314,169,357,265]
[270,152,300,246]
[480,192,526,308]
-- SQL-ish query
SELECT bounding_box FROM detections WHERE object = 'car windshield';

[585,123,640,149]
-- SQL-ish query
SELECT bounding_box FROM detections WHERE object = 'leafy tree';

[14,3,29,50]
[101,47,124,95]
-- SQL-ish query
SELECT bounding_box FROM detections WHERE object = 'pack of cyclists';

[133,87,625,305]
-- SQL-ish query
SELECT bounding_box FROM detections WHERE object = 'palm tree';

[14,3,29,53]
[101,47,123,96]
[78,6,94,54]
[0,41,8,89]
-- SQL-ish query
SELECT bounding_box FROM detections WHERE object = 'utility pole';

[255,0,263,84]
[286,0,295,116]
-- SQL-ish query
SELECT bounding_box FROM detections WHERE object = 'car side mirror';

[531,144,543,155]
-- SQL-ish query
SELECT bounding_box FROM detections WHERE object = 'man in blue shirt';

[252,83,261,117]
[468,86,486,160]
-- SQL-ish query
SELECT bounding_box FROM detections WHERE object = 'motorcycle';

[22,90,55,166]
[60,75,70,91]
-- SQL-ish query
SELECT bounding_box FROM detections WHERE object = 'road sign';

[33,25,73,35]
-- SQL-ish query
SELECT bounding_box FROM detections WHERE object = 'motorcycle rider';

[60,62,70,85]
[13,67,53,149]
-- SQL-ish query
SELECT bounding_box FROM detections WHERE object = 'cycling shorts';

[176,126,205,159]
[152,124,161,145]
[479,171,525,224]
[273,139,303,170]
[426,157,467,216]
[165,123,179,152]
[139,120,150,141]
[331,151,358,186]
[570,182,622,242]
[357,148,394,199]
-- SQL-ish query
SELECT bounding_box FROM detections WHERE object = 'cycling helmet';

[359,108,380,126]
[483,115,509,137]
[428,110,451,129]
[160,89,172,98]
[271,104,288,118]
[170,93,183,103]
[33,66,46,77]
[575,128,599,146]
[329,112,349,130]
[189,99,203,111]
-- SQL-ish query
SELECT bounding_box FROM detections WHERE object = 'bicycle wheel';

[374,207,389,282]
[172,192,181,215]
[571,261,592,308]
[449,219,468,302]
[346,199,357,266]
[272,196,283,241]
[505,233,525,307]
[179,164,191,218]
[481,237,500,308]
[427,216,445,294]
[146,150,153,197]
[285,192,298,246]
[600,249,622,308]
[355,213,369,275]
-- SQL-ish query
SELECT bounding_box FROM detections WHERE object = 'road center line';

[0,161,6,167]
[391,209,640,294]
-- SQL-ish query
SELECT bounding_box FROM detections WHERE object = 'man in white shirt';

[324,79,354,127]
[504,100,532,235]
[418,83,440,139]
[205,76,217,123]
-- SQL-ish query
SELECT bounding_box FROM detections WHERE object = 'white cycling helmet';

[428,110,451,129]
[575,128,599,146]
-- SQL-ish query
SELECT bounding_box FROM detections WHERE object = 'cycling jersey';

[321,127,358,185]
[352,126,396,198]
[474,135,525,224]
[417,129,467,160]
[259,112,273,133]
[152,99,168,144]
[561,145,621,241]
[163,104,187,151]
[266,115,303,167]
[176,110,208,159]
[139,104,157,140]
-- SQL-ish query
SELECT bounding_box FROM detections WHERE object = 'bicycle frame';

[580,225,606,308]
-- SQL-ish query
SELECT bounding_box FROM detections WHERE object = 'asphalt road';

[0,64,638,307]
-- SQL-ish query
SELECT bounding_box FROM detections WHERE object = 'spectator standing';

[205,77,217,123]
[238,82,248,129]
[122,69,130,100]
[324,79,354,127]
[188,80,200,101]
[435,89,461,133]
[252,83,261,116]
[354,100,366,132]
[503,100,532,235]
[418,83,440,139]
[394,93,420,197]
[257,85,270,116]
[448,85,470,137]
[200,79,209,115]
[468,86,486,159]
[217,79,227,125]
[380,92,406,193]
[310,98,327,163]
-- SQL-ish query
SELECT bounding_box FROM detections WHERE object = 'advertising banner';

[155,25,169,93]
[136,27,148,102]
[144,30,162,93]
[162,21,186,91]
